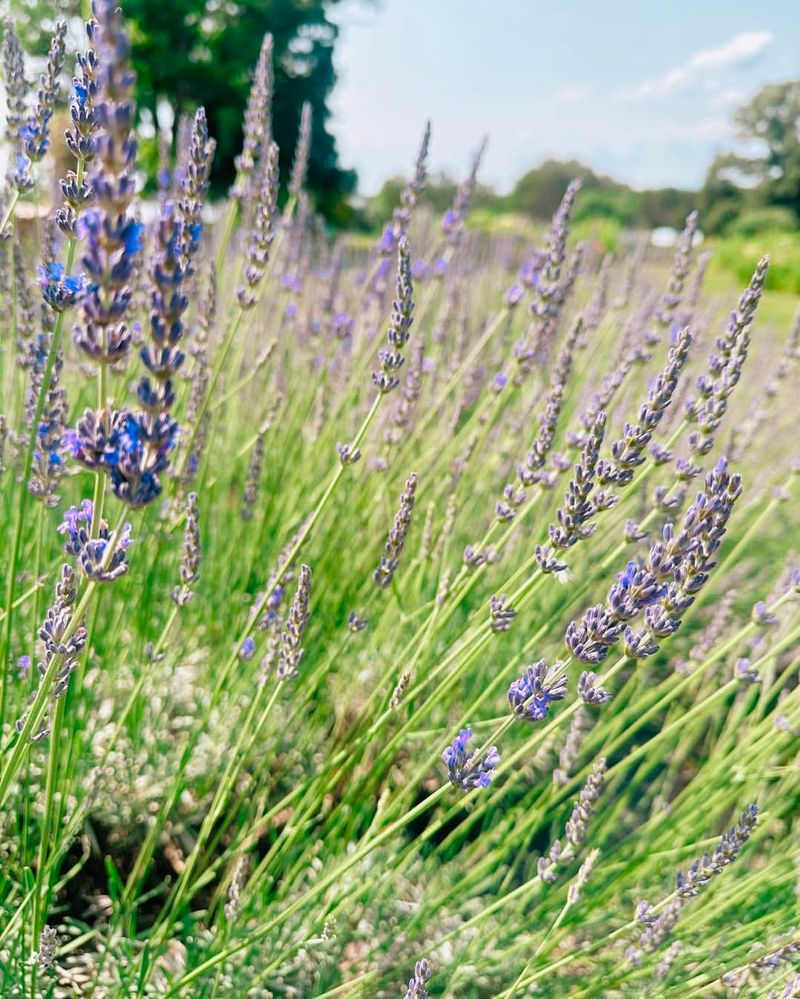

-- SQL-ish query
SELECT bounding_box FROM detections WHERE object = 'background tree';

[702,80,800,233]
[366,158,695,232]
[11,0,360,222]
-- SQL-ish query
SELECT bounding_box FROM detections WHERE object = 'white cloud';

[551,84,591,106]
[709,85,746,108]
[621,30,772,101]
[690,31,772,71]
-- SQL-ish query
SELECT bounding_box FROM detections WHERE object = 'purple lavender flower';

[569,458,741,665]
[443,728,499,791]
[172,491,200,607]
[278,565,312,681]
[411,259,430,282]
[236,142,279,309]
[598,327,693,487]
[505,283,524,308]
[62,20,98,173]
[68,17,192,511]
[2,22,28,149]
[441,136,487,242]
[37,263,86,312]
[508,660,568,721]
[29,348,69,508]
[578,671,612,705]
[374,474,417,587]
[59,499,132,582]
[404,958,432,999]
[24,566,88,717]
[21,21,68,166]
[288,100,313,200]
[232,33,273,200]
[373,238,415,394]
[539,410,610,565]
[687,256,769,452]
[676,805,758,898]
[72,0,140,365]
[2,21,32,194]
[645,211,699,347]
[516,316,582,492]
[519,180,582,371]
[178,107,214,270]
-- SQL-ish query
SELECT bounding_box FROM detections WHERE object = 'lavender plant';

[0,6,797,997]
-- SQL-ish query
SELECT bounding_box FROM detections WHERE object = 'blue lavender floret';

[68,407,178,507]
[443,727,499,791]
[508,660,568,722]
[37,262,86,312]
[58,499,132,582]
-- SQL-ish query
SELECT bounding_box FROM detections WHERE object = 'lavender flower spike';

[378,120,431,256]
[29,346,68,508]
[373,237,415,394]
[2,20,31,194]
[676,804,758,897]
[22,20,68,165]
[374,473,418,588]
[443,727,500,791]
[645,210,699,346]
[232,33,273,199]
[278,564,312,681]
[404,958,432,999]
[442,135,488,241]
[2,21,28,153]
[598,326,693,487]
[58,20,99,237]
[288,100,313,200]
[73,0,141,365]
[59,500,132,583]
[172,492,200,606]
[688,255,769,451]
[236,142,279,309]
[15,565,86,741]
[179,107,215,270]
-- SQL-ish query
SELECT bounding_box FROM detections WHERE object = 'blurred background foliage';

[10,0,360,224]
[6,3,800,284]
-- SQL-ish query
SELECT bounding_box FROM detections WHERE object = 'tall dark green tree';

[11,0,359,221]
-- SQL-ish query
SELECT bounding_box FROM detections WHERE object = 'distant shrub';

[727,206,798,238]
[713,230,800,294]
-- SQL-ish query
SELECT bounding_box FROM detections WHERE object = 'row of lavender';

[0,3,799,996]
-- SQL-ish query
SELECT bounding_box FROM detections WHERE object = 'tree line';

[8,1,800,233]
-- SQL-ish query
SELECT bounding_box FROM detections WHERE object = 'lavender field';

[1,3,800,996]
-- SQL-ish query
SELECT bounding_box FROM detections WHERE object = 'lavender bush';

[0,6,799,996]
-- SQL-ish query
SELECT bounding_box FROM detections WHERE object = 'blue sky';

[329,0,800,194]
